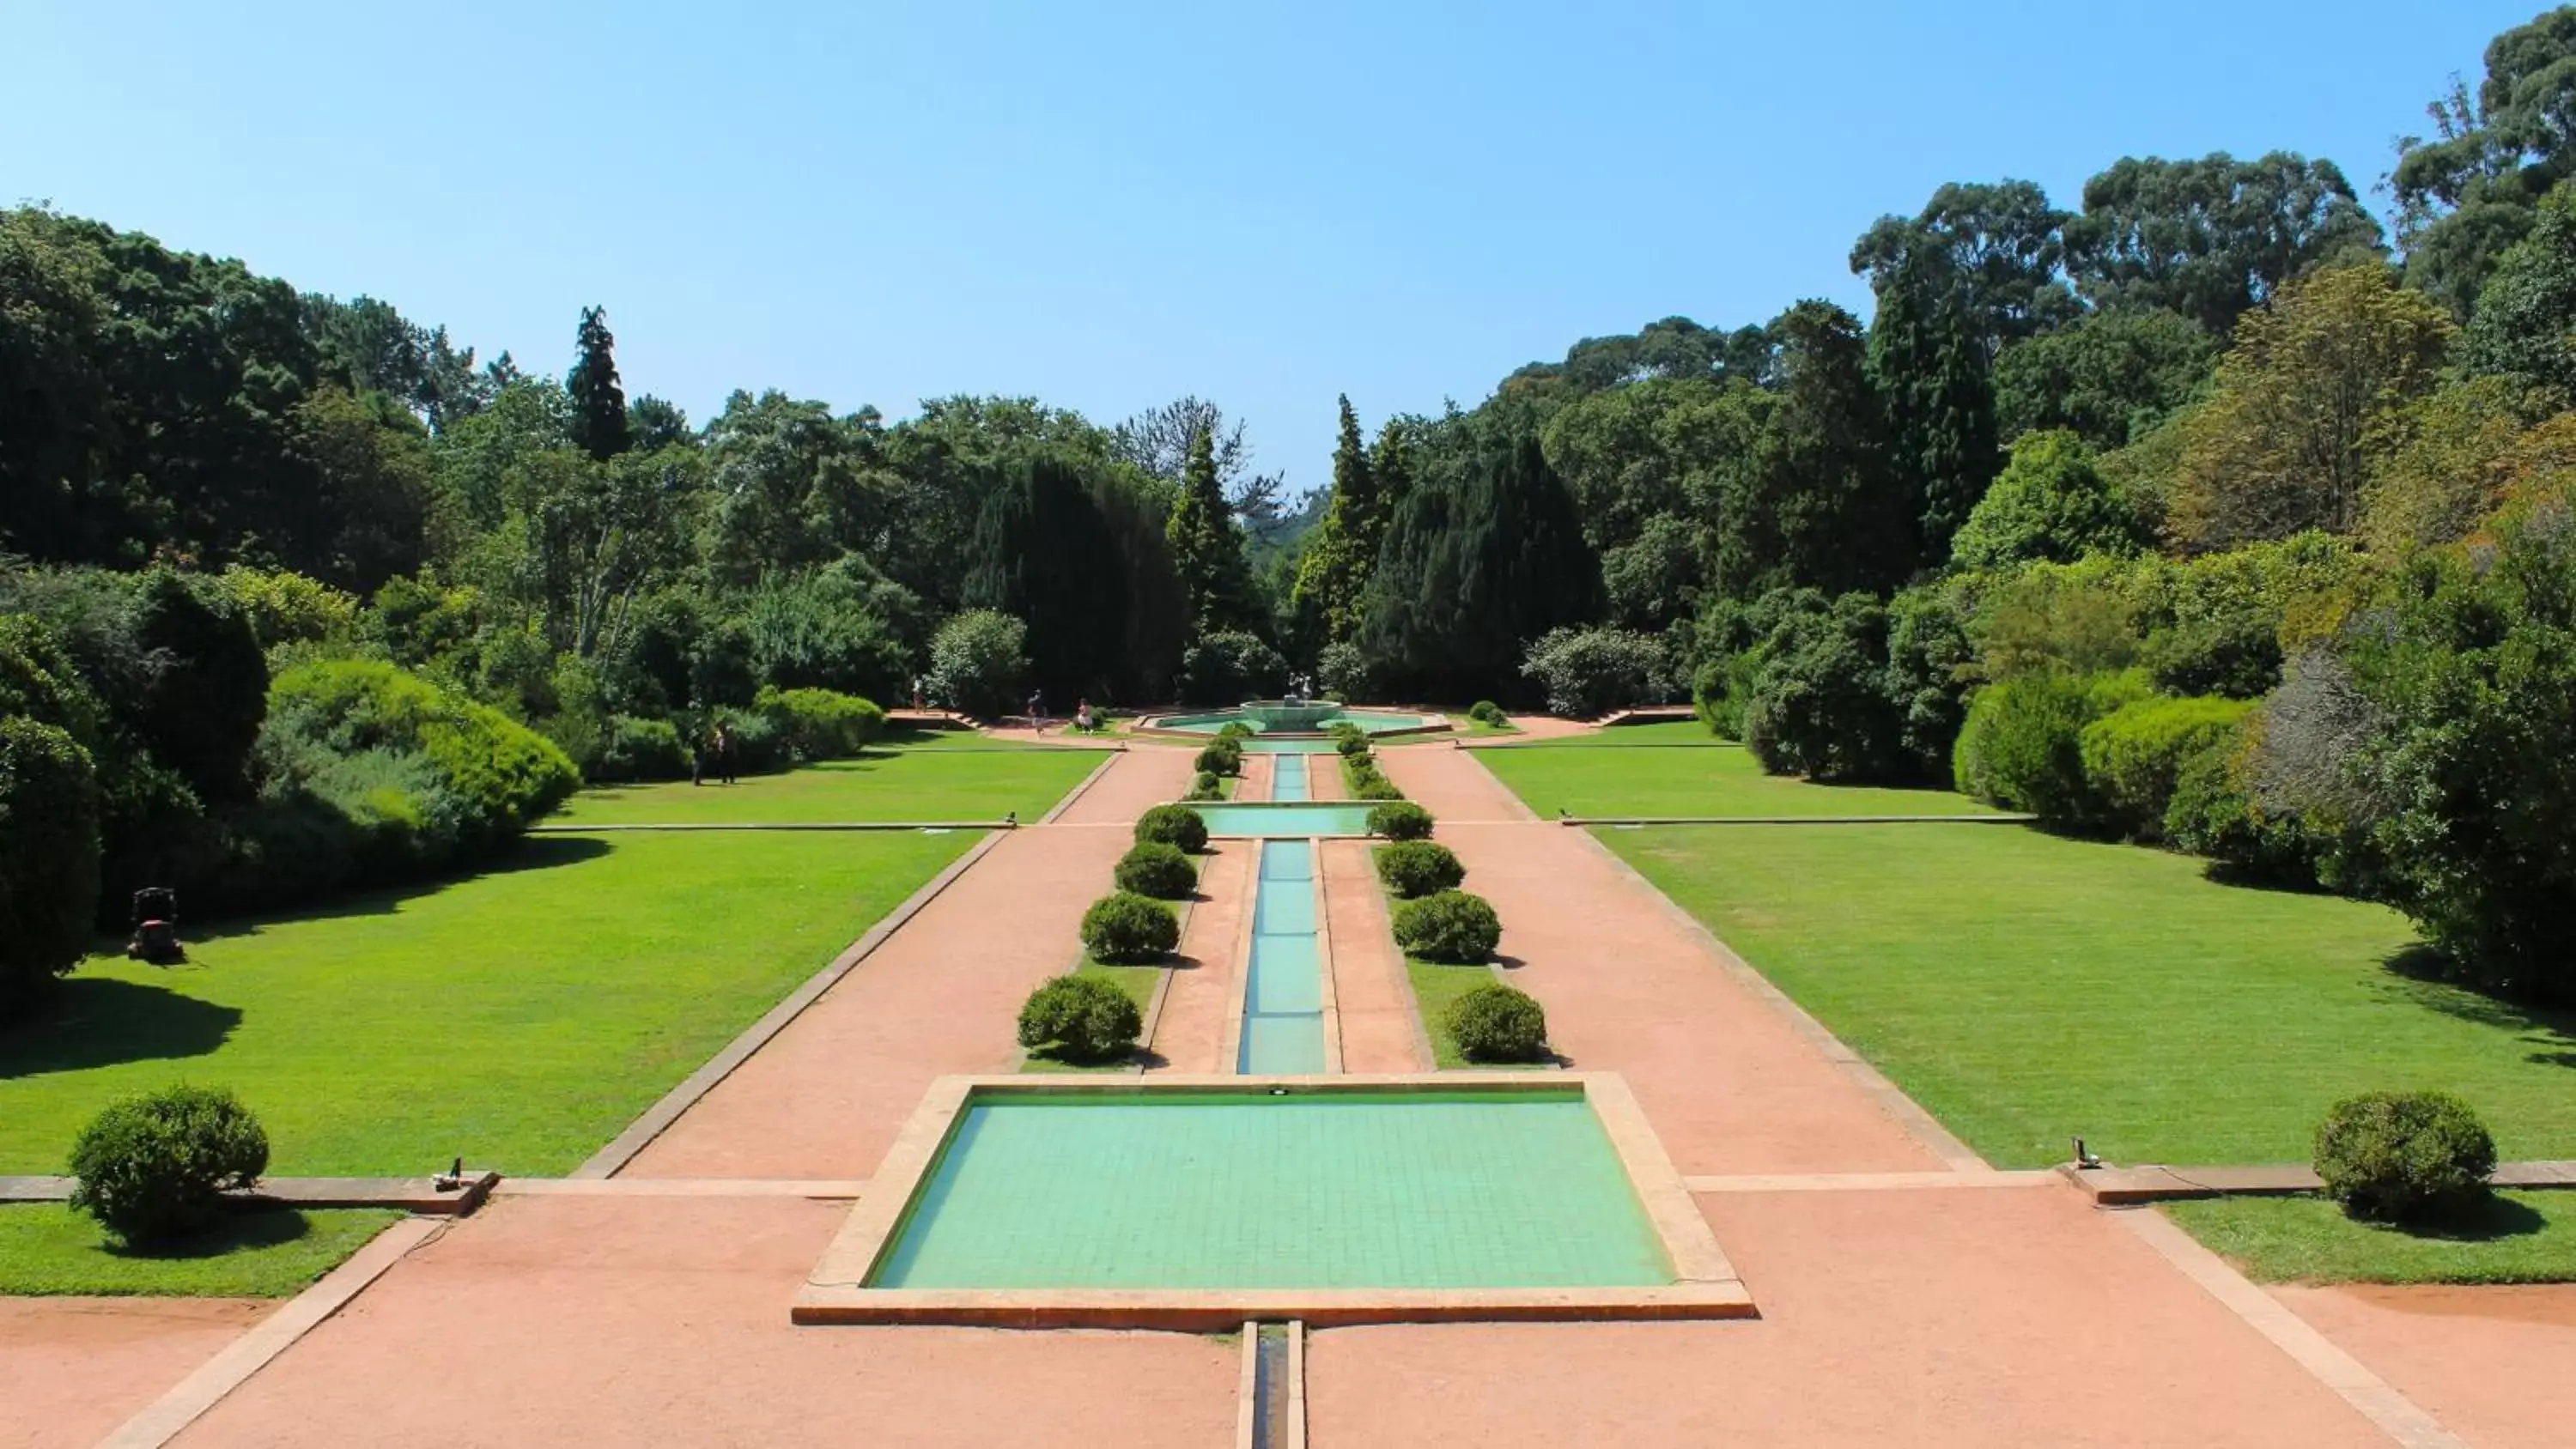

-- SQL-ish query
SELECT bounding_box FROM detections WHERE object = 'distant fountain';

[1237,699,1341,732]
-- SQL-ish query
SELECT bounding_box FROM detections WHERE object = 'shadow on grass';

[2376,946,2576,1070]
[0,977,243,1079]
[2364,1194,2552,1246]
[182,835,614,948]
[104,1208,316,1262]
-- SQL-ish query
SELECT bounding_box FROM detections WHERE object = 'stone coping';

[1130,709,1456,745]
[793,1071,1754,1330]
[529,820,1012,833]
[1,1173,496,1215]
[2060,1160,2576,1205]
[1568,814,2038,827]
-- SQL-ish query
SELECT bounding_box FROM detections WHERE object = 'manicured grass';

[1595,823,2576,1167]
[1480,732,1992,818]
[0,830,977,1175]
[0,1203,399,1296]
[549,743,1098,826]
[2168,1192,2576,1284]
[1517,719,1716,746]
[1407,958,1493,1070]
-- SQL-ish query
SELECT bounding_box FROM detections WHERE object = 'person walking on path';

[1026,689,1047,735]
[911,675,926,711]
[714,721,738,785]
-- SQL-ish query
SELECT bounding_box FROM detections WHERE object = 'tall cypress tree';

[1714,300,1915,599]
[1869,251,2001,563]
[1164,426,1258,634]
[1357,426,1602,699]
[1290,395,1382,645]
[964,451,1129,700]
[567,306,629,463]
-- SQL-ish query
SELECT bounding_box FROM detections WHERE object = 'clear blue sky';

[4,1,2540,496]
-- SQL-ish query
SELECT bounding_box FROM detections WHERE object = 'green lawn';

[1595,823,2576,1167]
[550,743,1098,826]
[0,1203,399,1296]
[1520,719,1715,746]
[0,829,977,1175]
[1479,731,1994,818]
[2167,1192,2576,1284]
[1408,958,1497,1069]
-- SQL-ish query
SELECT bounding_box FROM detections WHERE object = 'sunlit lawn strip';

[549,744,1097,826]
[2166,1191,2576,1285]
[0,1203,400,1297]
[1479,732,1989,818]
[1593,823,2574,1168]
[0,830,976,1175]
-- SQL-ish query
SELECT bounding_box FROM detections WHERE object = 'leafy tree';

[1111,396,1284,530]
[2463,180,2576,396]
[1992,307,2218,450]
[0,716,100,1018]
[701,391,880,585]
[2391,9,2576,317]
[2360,376,2543,552]
[2063,153,2387,332]
[2169,265,2455,549]
[131,569,268,802]
[1949,431,2150,571]
[566,306,629,463]
[1710,302,1914,598]
[288,387,434,592]
[625,395,691,452]
[1741,594,1909,782]
[926,609,1028,717]
[1849,179,2079,351]
[1164,427,1261,635]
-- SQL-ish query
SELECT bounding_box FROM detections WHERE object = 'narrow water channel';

[1237,838,1326,1073]
[1271,751,1309,802]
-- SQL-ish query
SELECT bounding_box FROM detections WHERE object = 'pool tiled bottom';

[868,1092,1673,1290]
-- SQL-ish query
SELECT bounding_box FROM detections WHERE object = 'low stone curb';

[530,820,1011,833]
[2061,1159,2576,1205]
[0,1173,496,1215]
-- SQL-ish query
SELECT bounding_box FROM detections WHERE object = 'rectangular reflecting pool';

[797,1075,1757,1328]
[875,1090,1666,1289]
[1240,840,1326,1074]
[1188,802,1373,838]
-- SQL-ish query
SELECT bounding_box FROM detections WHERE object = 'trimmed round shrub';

[1115,841,1196,899]
[1216,721,1254,740]
[0,717,101,1019]
[1352,774,1405,802]
[1334,731,1373,757]
[1194,741,1242,777]
[1952,670,2149,831]
[1447,984,1548,1063]
[1016,974,1143,1064]
[593,716,690,783]
[1367,801,1435,840]
[755,685,886,761]
[1374,840,1464,899]
[1079,891,1180,963]
[68,1086,270,1244]
[2314,1091,2497,1225]
[1393,889,1502,963]
[1135,803,1210,852]
[1184,770,1225,802]
[1467,700,1508,726]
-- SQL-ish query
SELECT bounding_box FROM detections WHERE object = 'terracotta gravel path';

[1321,840,1424,1073]
[1376,748,1938,1175]
[1309,1186,2391,1448]
[624,748,1190,1179]
[1145,840,1253,1074]
[0,1298,270,1449]
[2269,1283,2576,1449]
[170,1197,1239,1449]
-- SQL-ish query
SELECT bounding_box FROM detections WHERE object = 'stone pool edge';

[792,1071,1755,1331]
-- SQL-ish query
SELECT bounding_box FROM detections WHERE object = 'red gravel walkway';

[624,749,1190,1179]
[2269,1283,2576,1449]
[1376,749,1937,1175]
[1,1299,269,1449]
[1321,840,1424,1073]
[170,1197,1238,1449]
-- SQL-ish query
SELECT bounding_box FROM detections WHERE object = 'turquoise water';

[1272,753,1309,802]
[1190,802,1373,838]
[1159,708,1431,737]
[1239,840,1325,1073]
[1239,737,1342,755]
[868,1091,1673,1289]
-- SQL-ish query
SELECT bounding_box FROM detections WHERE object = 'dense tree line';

[8,8,2576,1010]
